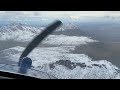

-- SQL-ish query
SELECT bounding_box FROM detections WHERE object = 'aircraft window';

[0,11,120,79]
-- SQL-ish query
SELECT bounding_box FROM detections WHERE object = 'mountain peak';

[0,22,42,41]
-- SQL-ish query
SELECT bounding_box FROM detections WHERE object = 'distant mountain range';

[0,22,43,41]
[0,22,91,44]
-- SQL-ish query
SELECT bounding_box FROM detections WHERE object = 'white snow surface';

[0,23,97,46]
[56,23,79,31]
[0,46,77,66]
[0,46,120,79]
[0,23,42,41]
[0,63,56,79]
[46,60,120,79]
[0,23,120,79]
[43,35,97,46]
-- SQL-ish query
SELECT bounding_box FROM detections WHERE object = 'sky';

[0,11,120,23]
[0,11,120,17]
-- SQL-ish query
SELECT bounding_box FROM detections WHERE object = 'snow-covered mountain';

[43,35,97,46]
[0,45,120,79]
[0,22,120,79]
[56,23,79,31]
[0,22,43,41]
[47,60,120,79]
[0,22,43,33]
[0,22,96,46]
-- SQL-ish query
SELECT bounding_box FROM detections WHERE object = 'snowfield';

[0,22,42,41]
[0,22,120,79]
[43,35,97,46]
[0,45,120,79]
[46,60,120,79]
[0,22,97,45]
[56,23,79,31]
[0,63,56,79]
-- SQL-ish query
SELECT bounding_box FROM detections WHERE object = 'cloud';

[0,11,120,19]
[0,11,6,14]
[0,11,107,17]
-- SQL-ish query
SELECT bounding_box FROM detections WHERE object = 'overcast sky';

[0,11,120,22]
[0,11,120,17]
